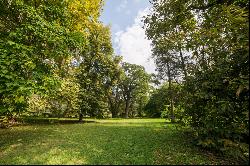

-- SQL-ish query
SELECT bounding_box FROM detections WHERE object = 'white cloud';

[114,8,155,74]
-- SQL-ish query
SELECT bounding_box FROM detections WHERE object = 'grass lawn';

[0,118,235,165]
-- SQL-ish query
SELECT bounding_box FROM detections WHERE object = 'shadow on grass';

[0,123,183,164]
[15,117,97,126]
[14,117,169,127]
[60,119,96,124]
[0,121,241,165]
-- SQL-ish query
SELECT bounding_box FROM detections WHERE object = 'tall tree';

[144,0,249,154]
[0,0,107,122]
[77,23,116,121]
[105,56,123,118]
[120,62,150,118]
[0,0,76,118]
[143,0,196,122]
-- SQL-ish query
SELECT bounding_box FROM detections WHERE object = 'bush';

[0,116,9,128]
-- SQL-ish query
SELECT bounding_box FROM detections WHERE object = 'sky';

[99,0,156,74]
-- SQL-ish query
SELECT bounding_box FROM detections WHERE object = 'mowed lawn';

[0,118,232,165]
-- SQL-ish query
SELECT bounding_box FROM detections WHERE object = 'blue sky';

[100,0,155,74]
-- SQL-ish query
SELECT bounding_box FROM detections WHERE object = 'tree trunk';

[79,112,83,122]
[168,78,175,123]
[170,97,175,122]
[108,95,120,118]
[179,47,187,80]
[201,45,209,70]
[166,61,175,123]
[125,100,130,118]
[111,110,118,118]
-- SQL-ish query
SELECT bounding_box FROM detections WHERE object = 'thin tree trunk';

[201,45,209,70]
[114,100,121,118]
[168,79,175,123]
[108,96,115,118]
[166,61,175,123]
[79,112,83,122]
[179,47,187,80]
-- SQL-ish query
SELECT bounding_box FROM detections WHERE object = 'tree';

[144,0,249,157]
[0,0,75,118]
[77,23,117,121]
[105,56,123,118]
[145,81,183,119]
[143,0,196,122]
[0,0,107,123]
[120,62,150,118]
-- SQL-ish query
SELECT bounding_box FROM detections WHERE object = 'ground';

[0,118,234,165]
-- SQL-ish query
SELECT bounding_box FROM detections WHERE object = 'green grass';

[0,118,235,165]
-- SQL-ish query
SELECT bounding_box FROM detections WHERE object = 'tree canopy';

[144,0,249,157]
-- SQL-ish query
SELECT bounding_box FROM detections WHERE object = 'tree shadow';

[15,118,97,126]
[0,120,237,165]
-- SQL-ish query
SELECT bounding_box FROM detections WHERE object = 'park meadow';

[0,0,249,165]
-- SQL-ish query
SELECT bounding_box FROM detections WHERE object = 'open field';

[0,118,236,165]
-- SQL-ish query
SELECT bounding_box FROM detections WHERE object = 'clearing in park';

[0,118,234,165]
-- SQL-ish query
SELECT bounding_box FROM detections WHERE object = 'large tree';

[120,62,150,118]
[144,0,249,156]
[143,0,196,121]
[0,0,75,118]
[0,0,107,122]
[77,24,120,121]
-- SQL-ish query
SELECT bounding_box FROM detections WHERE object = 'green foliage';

[0,0,85,117]
[120,62,151,118]
[0,116,9,128]
[26,73,80,118]
[144,0,249,160]
[77,24,121,119]
[160,109,168,119]
[0,0,116,123]
[0,0,153,123]
[145,82,184,118]
[145,84,169,118]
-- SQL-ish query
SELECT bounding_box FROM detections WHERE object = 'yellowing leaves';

[15,96,25,104]
[68,0,103,33]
